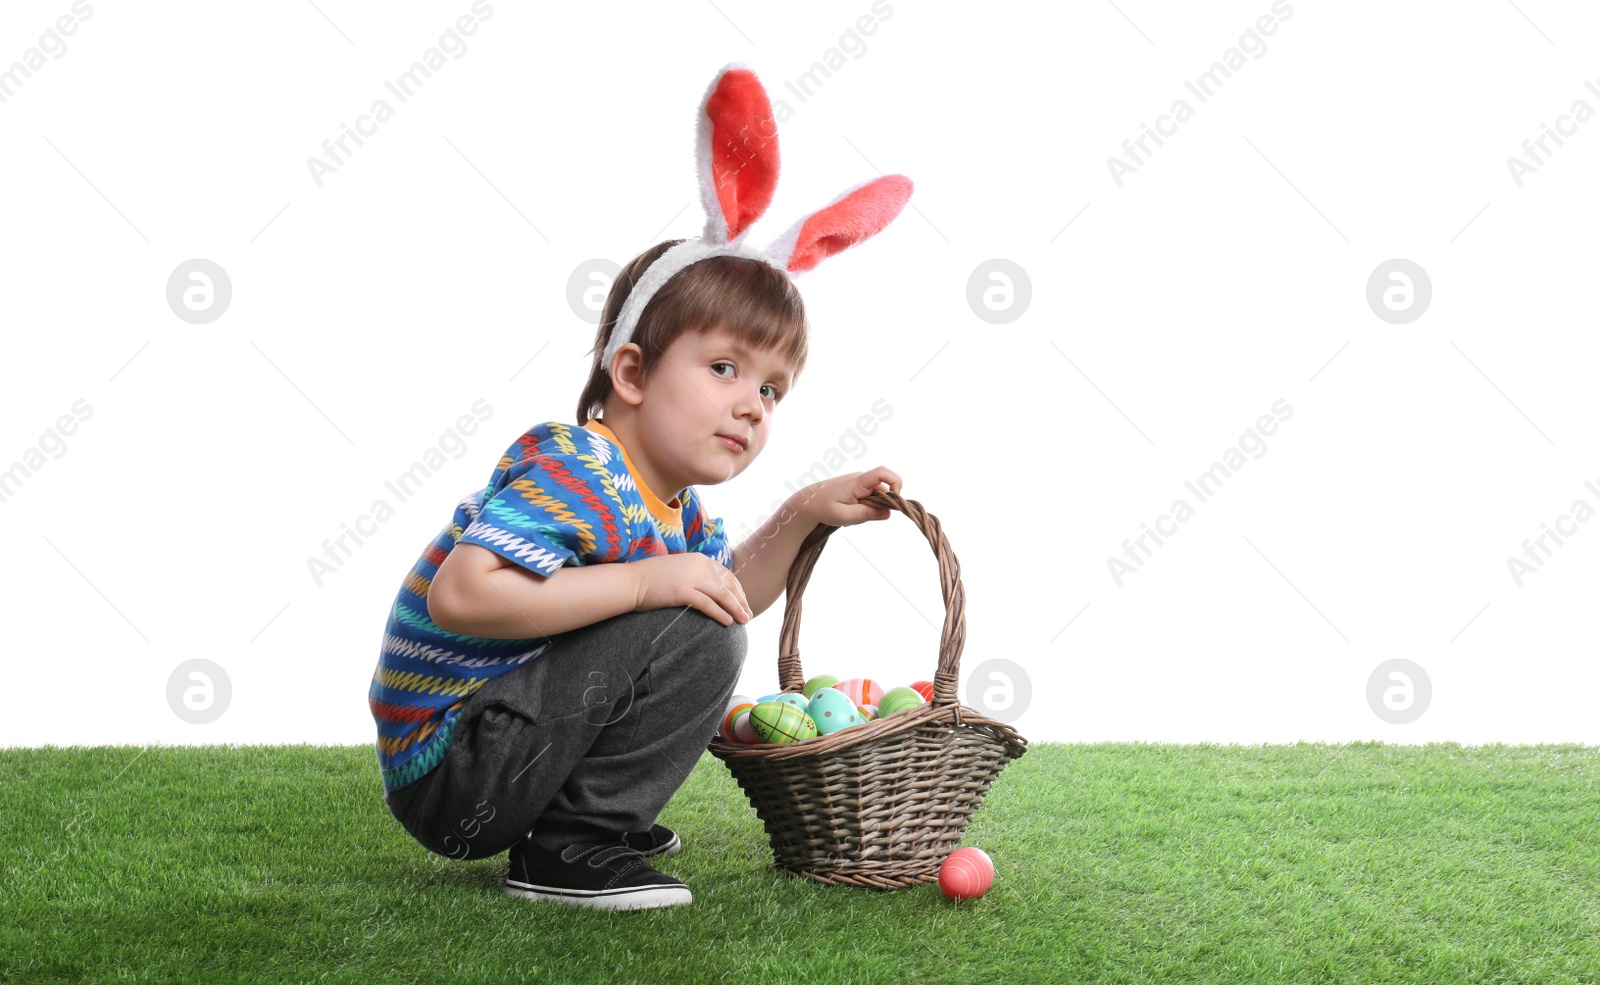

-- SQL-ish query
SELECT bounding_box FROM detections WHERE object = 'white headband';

[600,238,773,373]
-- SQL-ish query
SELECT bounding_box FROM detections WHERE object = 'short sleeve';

[682,487,734,570]
[456,426,633,578]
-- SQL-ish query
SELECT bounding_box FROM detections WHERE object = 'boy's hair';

[577,239,810,424]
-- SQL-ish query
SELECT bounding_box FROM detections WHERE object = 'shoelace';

[565,841,646,869]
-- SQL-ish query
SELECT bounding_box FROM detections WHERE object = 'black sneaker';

[505,836,692,910]
[622,823,682,858]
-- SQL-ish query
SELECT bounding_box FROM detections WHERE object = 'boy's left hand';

[791,467,903,528]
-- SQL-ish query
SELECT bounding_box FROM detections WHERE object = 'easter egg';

[755,693,785,705]
[804,687,862,734]
[732,709,758,743]
[774,692,809,714]
[831,678,884,706]
[748,702,818,744]
[910,680,936,702]
[719,695,755,740]
[802,674,841,699]
[858,703,877,721]
[877,686,925,718]
[939,847,995,900]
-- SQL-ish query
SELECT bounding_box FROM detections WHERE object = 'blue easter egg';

[804,687,862,735]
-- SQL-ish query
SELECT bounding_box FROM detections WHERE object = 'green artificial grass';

[3,742,1598,983]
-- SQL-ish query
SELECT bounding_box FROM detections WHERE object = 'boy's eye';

[712,362,783,402]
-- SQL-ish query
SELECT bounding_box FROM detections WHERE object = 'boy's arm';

[429,543,641,639]
[433,491,826,635]
[731,492,823,620]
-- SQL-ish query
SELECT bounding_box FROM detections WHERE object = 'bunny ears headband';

[599,62,914,375]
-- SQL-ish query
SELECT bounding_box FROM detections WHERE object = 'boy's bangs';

[686,258,808,372]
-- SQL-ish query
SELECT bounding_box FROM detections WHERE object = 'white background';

[2,0,1596,748]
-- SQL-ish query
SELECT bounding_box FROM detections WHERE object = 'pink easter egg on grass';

[939,847,995,901]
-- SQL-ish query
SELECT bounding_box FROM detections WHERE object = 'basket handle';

[776,490,965,709]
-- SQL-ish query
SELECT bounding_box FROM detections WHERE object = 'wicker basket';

[707,489,1028,889]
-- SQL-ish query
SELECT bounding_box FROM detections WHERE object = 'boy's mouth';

[715,433,748,452]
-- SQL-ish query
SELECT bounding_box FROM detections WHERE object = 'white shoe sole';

[639,832,683,858]
[504,878,692,910]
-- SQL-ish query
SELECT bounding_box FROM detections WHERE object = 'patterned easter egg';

[719,695,755,741]
[732,709,758,743]
[804,687,862,735]
[831,678,884,707]
[748,702,818,744]
[756,693,785,705]
[877,686,925,718]
[910,680,936,702]
[858,703,878,721]
[802,675,841,699]
[774,692,809,714]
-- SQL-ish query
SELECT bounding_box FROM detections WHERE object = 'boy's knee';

[691,609,748,676]
[645,607,747,679]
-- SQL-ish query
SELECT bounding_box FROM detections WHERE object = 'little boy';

[370,242,902,910]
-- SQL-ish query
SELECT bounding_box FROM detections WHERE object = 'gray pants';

[383,606,748,860]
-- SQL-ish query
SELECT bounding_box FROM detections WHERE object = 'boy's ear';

[608,344,648,406]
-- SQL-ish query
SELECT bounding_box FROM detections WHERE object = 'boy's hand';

[632,553,753,626]
[792,467,903,527]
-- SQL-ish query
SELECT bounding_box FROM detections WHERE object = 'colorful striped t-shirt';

[370,417,733,792]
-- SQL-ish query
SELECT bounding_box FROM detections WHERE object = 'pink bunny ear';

[696,63,781,245]
[763,175,914,274]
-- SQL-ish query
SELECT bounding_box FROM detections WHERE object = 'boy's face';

[631,323,795,487]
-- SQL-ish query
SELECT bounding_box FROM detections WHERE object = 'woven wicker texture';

[708,490,1029,889]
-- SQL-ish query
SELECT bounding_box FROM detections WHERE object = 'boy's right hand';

[631,554,752,626]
